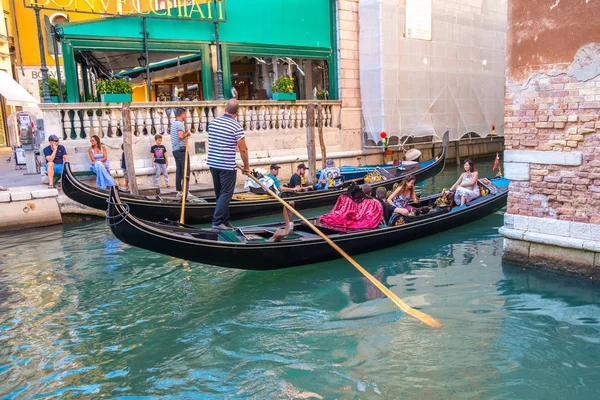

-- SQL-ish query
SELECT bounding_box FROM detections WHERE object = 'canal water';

[2,157,600,399]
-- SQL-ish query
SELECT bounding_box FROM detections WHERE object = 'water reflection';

[492,265,600,399]
[2,157,600,398]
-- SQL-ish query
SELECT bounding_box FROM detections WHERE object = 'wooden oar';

[241,168,441,329]
[179,136,190,224]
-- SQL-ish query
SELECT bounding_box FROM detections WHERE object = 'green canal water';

[2,157,600,399]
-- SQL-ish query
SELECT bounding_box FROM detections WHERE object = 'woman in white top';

[450,159,479,206]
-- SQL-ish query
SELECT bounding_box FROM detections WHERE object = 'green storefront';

[56,0,338,103]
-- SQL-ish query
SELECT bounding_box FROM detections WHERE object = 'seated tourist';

[318,183,383,230]
[387,175,418,216]
[315,159,343,190]
[88,135,116,190]
[266,164,296,193]
[450,159,479,206]
[286,163,309,190]
[375,186,401,223]
[43,135,69,189]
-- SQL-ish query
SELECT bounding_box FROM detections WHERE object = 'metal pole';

[34,7,51,103]
[142,18,152,101]
[51,26,62,103]
[214,21,224,100]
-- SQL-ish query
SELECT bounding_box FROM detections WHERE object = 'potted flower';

[96,78,133,103]
[271,76,296,101]
[39,77,66,103]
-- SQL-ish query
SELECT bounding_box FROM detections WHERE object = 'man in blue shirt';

[43,135,69,188]
[266,164,295,193]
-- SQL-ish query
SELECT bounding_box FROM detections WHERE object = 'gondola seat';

[465,193,493,206]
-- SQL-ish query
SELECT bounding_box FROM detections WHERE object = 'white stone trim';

[503,161,529,181]
[1,188,59,202]
[500,227,600,253]
[31,189,59,199]
[504,150,582,165]
[501,214,600,252]
[10,191,32,201]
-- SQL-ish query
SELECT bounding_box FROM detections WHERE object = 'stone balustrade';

[38,100,341,141]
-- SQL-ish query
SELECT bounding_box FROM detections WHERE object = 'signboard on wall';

[405,0,432,41]
[24,0,226,22]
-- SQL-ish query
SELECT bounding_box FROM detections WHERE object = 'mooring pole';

[122,103,139,195]
[455,140,460,166]
[306,103,316,185]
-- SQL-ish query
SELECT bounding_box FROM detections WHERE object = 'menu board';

[405,0,432,41]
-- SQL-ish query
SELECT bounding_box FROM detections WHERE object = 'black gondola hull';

[64,132,449,224]
[107,179,508,270]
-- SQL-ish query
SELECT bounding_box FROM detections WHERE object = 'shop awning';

[116,53,201,78]
[0,71,38,106]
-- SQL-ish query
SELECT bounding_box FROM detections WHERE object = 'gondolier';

[170,108,192,198]
[207,99,250,230]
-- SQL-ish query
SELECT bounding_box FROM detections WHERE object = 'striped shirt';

[207,114,245,170]
[169,120,186,151]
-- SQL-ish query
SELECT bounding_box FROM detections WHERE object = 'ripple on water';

[2,163,600,398]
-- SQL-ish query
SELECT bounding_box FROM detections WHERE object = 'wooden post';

[455,140,460,166]
[122,103,138,195]
[306,103,316,185]
[317,101,327,170]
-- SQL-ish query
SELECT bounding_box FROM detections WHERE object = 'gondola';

[332,161,421,181]
[106,175,509,270]
[63,132,449,224]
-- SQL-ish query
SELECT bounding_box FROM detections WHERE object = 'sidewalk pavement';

[0,147,43,188]
[0,146,245,197]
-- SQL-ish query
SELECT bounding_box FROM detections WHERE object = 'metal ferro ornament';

[24,0,227,21]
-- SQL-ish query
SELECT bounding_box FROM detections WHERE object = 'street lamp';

[138,54,147,68]
[214,21,224,100]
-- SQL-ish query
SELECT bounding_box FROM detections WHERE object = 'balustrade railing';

[39,101,341,141]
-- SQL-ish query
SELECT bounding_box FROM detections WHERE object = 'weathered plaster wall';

[507,0,600,82]
[503,0,600,277]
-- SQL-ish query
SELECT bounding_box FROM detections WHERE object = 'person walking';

[169,108,191,197]
[207,99,250,230]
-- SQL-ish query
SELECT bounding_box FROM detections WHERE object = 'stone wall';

[337,0,363,146]
[502,0,600,277]
[0,188,62,231]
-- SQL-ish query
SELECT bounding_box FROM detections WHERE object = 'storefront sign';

[405,0,432,41]
[24,0,226,21]
[18,66,58,102]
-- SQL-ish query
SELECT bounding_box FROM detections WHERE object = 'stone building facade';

[500,0,600,277]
